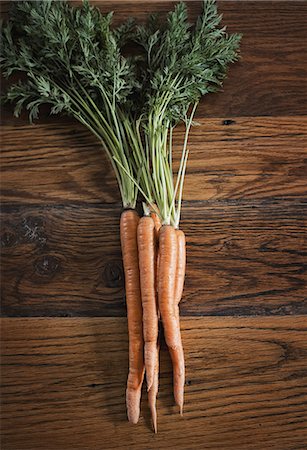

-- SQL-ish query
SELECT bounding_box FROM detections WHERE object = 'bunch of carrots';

[1,0,241,432]
[122,206,186,431]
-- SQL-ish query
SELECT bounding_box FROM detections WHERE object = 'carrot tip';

[152,413,157,433]
[126,388,141,424]
[127,413,139,425]
[179,404,183,416]
[146,369,155,392]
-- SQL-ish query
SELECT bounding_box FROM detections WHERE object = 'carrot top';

[114,1,241,226]
[1,0,141,209]
[135,0,241,226]
[2,0,241,220]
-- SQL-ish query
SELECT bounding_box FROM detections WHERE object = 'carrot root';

[137,216,159,392]
[147,210,161,432]
[150,211,162,237]
[126,356,145,424]
[144,341,157,391]
[174,228,186,415]
[120,209,144,424]
[158,225,185,414]
[148,341,160,433]
[174,229,186,306]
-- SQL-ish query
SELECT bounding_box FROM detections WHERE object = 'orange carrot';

[137,216,158,391]
[174,229,186,305]
[158,225,185,415]
[148,340,160,433]
[151,211,162,237]
[151,210,161,293]
[147,210,161,431]
[120,209,144,424]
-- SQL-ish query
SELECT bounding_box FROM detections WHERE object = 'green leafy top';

[1,0,139,119]
[1,0,142,208]
[136,0,241,124]
[1,0,241,223]
[128,0,241,226]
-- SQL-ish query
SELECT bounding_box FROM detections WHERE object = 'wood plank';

[1,1,307,118]
[1,201,306,317]
[2,1,306,37]
[1,317,307,450]
[2,116,306,204]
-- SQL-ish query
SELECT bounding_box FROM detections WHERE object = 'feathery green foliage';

[1,0,140,208]
[1,0,241,224]
[132,0,241,225]
[136,0,241,123]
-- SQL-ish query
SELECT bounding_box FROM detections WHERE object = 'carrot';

[151,210,161,292]
[120,209,144,424]
[148,340,160,433]
[174,229,186,305]
[148,210,161,431]
[158,225,185,415]
[137,216,159,391]
[151,211,162,237]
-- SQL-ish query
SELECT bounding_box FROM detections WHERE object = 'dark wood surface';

[1,1,307,449]
[2,317,307,450]
[2,116,307,204]
[1,200,306,317]
[1,1,307,118]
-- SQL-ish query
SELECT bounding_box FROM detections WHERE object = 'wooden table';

[1,1,307,449]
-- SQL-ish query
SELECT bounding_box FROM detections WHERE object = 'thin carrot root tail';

[126,361,145,424]
[179,404,183,416]
[168,342,185,415]
[148,343,160,433]
[145,341,157,391]
[126,385,142,424]
[152,407,157,433]
[148,388,157,433]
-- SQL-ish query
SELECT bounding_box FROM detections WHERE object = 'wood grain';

[2,116,306,205]
[1,1,307,447]
[1,201,306,317]
[1,317,307,450]
[1,1,307,118]
[2,0,307,36]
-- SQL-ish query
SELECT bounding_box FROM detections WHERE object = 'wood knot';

[103,261,123,288]
[222,119,236,125]
[34,255,60,277]
[1,230,17,248]
[21,216,47,246]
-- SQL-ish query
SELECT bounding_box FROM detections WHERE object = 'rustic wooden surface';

[1,200,306,317]
[2,117,307,205]
[1,1,307,449]
[2,317,307,450]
